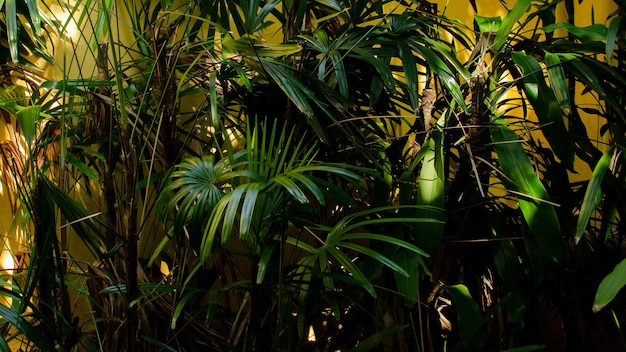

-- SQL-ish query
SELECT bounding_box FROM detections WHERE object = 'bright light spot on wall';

[0,249,15,276]
[52,8,79,42]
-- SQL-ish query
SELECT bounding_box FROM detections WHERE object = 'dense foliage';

[0,0,625,351]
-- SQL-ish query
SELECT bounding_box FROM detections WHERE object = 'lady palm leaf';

[162,120,361,264]
[288,205,434,297]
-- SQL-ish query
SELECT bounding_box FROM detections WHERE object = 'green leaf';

[397,40,419,110]
[490,119,567,264]
[475,15,501,34]
[26,0,42,36]
[350,324,408,352]
[414,114,445,256]
[257,245,274,284]
[393,249,422,308]
[593,258,626,313]
[0,334,10,352]
[607,16,622,64]
[491,224,526,331]
[0,305,54,352]
[413,47,468,113]
[493,0,531,51]
[576,145,615,243]
[447,284,484,352]
[511,51,573,169]
[260,58,327,141]
[223,34,301,57]
[541,22,608,43]
[6,0,18,63]
[209,70,219,128]
[544,52,570,113]
[67,153,99,180]
[16,105,41,146]
[171,291,199,329]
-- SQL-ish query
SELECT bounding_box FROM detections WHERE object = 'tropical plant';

[0,0,625,351]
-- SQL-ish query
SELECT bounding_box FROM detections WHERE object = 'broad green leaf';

[397,40,419,110]
[607,16,622,64]
[511,51,573,169]
[475,15,501,34]
[393,249,421,308]
[542,22,608,43]
[6,0,18,63]
[576,145,615,243]
[493,0,531,50]
[447,284,484,352]
[350,324,408,352]
[544,53,570,112]
[414,115,445,256]
[16,105,40,146]
[26,0,42,36]
[223,34,301,57]
[593,258,626,313]
[490,119,567,264]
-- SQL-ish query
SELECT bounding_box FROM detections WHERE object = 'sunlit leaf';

[490,119,567,264]
[16,105,40,146]
[6,0,18,63]
[545,52,570,112]
[447,284,484,352]
[493,0,531,50]
[593,258,626,313]
[542,22,608,42]
[576,145,615,243]
[414,114,446,256]
[512,51,573,169]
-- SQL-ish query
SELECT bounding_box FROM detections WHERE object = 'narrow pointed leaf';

[257,245,274,284]
[544,53,570,112]
[593,258,626,313]
[494,0,531,50]
[0,305,54,352]
[6,0,18,62]
[576,145,615,243]
[512,51,573,169]
[607,16,621,64]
